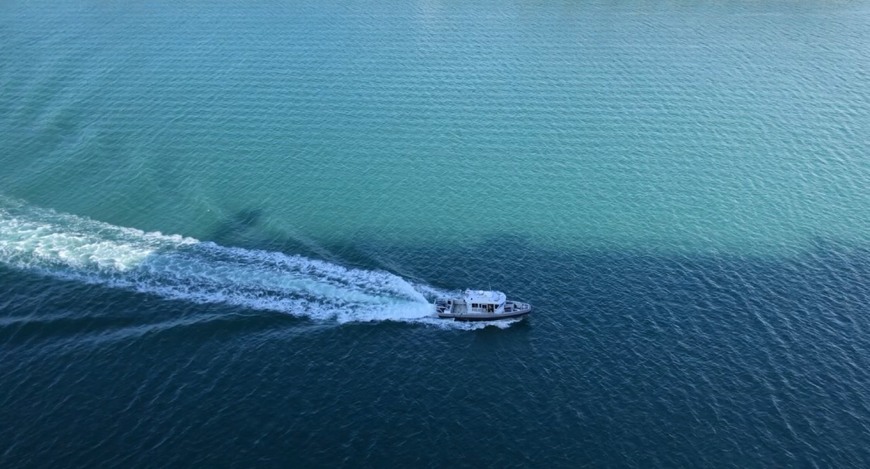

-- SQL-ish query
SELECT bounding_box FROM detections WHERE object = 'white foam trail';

[0,198,455,325]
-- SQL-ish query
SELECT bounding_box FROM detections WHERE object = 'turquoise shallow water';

[3,0,868,254]
[2,0,870,466]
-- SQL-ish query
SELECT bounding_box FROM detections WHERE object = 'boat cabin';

[435,290,507,315]
[464,289,506,314]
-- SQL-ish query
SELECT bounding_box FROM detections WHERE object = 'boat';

[435,289,532,321]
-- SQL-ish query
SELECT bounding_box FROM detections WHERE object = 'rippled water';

[1,0,869,466]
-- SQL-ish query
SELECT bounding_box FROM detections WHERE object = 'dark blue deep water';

[2,0,870,466]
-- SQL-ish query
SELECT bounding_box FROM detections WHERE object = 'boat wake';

[0,198,516,329]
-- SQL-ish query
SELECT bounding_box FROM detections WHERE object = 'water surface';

[1,0,869,466]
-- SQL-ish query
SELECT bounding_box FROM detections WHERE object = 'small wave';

[0,197,511,328]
